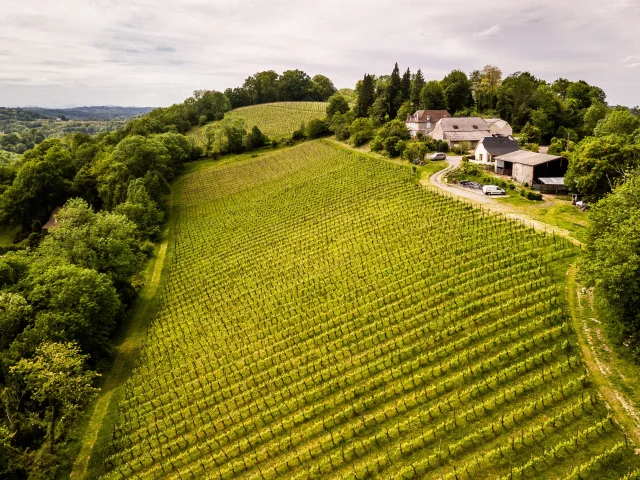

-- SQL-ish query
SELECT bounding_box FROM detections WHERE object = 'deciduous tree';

[420,81,447,110]
[10,342,99,454]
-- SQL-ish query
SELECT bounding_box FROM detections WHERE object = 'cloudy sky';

[1,0,638,108]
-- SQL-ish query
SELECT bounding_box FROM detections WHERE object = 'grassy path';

[566,265,640,445]
[69,195,175,480]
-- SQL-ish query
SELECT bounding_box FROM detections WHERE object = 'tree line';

[224,70,336,109]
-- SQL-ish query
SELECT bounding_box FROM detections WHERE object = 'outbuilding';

[42,207,62,230]
[495,150,567,186]
[473,134,519,164]
[485,119,513,136]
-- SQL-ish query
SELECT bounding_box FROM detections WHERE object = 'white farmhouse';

[473,135,519,165]
[405,110,450,137]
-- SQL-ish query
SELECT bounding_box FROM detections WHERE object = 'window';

[472,125,478,129]
[453,125,459,129]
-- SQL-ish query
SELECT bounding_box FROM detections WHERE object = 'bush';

[451,141,472,155]
[292,122,306,141]
[522,143,540,152]
[198,115,208,126]
[526,191,543,200]
[349,118,374,146]
[329,111,355,141]
[243,126,268,150]
[519,122,542,144]
[306,119,330,139]
[434,140,449,153]
[382,137,405,157]
[370,136,383,152]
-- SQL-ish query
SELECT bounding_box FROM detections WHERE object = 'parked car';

[575,200,589,211]
[482,185,506,195]
[430,152,447,161]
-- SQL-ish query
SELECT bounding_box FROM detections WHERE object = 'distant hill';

[0,106,155,154]
[189,101,328,148]
[23,106,155,121]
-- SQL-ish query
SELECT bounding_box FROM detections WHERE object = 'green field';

[102,140,639,479]
[189,102,327,146]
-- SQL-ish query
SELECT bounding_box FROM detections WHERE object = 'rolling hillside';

[189,101,327,148]
[101,140,640,479]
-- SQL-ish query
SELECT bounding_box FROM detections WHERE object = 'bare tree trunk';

[50,403,57,455]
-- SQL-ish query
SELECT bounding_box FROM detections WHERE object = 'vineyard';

[189,102,327,146]
[102,140,640,479]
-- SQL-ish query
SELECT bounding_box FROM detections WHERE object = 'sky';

[0,0,638,108]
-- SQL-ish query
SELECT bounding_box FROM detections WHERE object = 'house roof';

[485,118,508,127]
[445,131,491,142]
[42,207,62,230]
[496,150,564,166]
[538,177,566,185]
[407,110,451,123]
[438,117,490,132]
[478,135,520,155]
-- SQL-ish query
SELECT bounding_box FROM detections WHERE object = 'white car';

[482,185,506,195]
[430,152,447,161]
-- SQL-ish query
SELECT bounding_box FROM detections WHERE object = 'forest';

[0,107,154,155]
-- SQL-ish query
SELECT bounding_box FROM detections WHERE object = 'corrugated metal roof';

[538,177,566,185]
[496,150,564,166]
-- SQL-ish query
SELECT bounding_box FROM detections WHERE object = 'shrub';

[292,122,306,141]
[382,137,405,157]
[434,140,449,153]
[329,111,355,141]
[243,126,268,150]
[520,122,542,144]
[527,191,543,200]
[349,118,374,146]
[306,119,330,139]
[376,120,411,141]
[370,136,383,152]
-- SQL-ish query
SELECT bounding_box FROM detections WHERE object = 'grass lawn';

[496,195,590,243]
[448,163,590,244]
[0,226,20,246]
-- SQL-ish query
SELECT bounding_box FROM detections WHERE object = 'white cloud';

[476,24,502,37]
[0,0,638,107]
[622,55,640,67]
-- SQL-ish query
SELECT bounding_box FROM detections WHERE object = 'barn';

[495,150,568,186]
